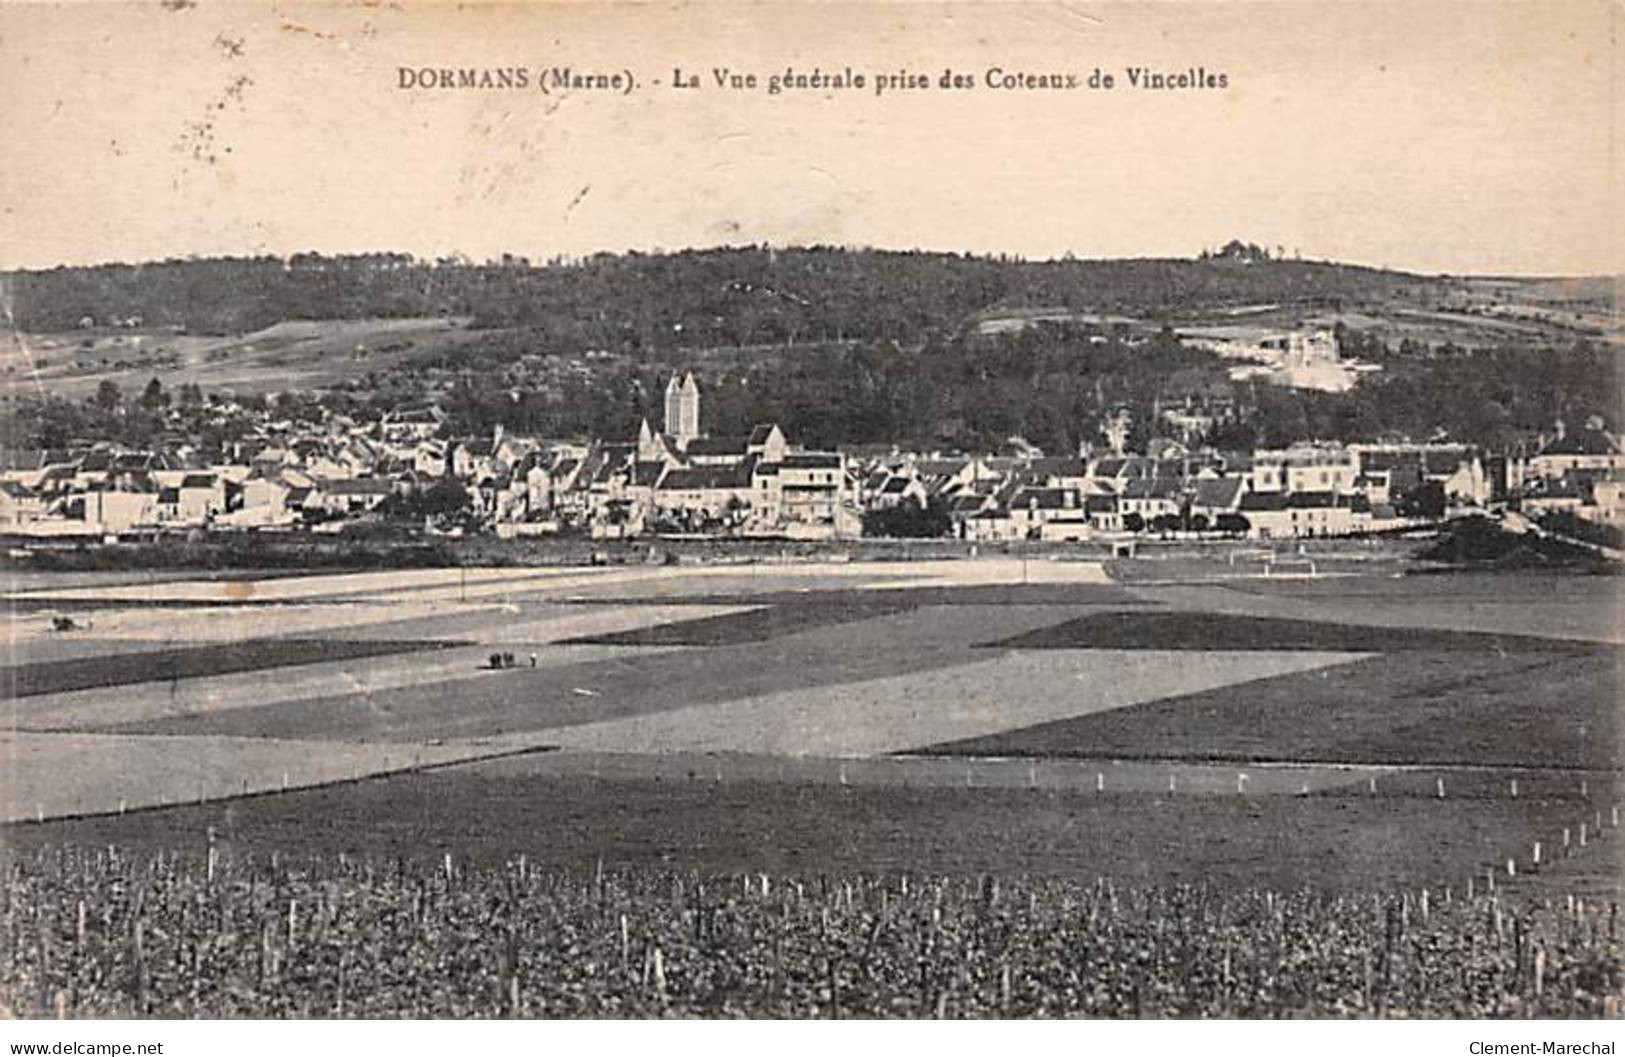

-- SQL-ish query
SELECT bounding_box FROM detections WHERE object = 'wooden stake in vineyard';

[259,921,273,987]
[132,918,149,1015]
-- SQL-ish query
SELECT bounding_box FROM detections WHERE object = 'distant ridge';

[3,246,1435,339]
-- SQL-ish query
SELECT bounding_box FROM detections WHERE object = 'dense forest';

[7,246,1428,340]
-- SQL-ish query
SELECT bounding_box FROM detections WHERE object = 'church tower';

[636,417,662,462]
[665,372,700,445]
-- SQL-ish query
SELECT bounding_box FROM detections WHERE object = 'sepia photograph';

[1,0,1622,1032]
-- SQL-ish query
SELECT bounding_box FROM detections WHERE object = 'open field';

[0,732,552,822]
[517,649,1367,757]
[84,603,1128,742]
[971,272,1621,351]
[5,771,1611,895]
[7,558,1113,605]
[3,638,459,699]
[1130,578,1623,646]
[0,568,321,595]
[0,317,482,400]
[2,645,673,733]
[928,649,1619,770]
[987,610,1587,653]
[2,561,1620,885]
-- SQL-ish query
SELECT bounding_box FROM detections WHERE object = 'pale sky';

[1,1,1620,275]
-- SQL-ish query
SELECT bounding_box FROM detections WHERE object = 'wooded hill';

[7,246,1433,344]
[7,248,1618,455]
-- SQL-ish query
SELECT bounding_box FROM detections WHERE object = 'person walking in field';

[529,652,537,668]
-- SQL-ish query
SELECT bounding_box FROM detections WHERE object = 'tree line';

[8,247,1427,341]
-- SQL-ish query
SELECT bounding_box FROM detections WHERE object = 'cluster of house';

[2,374,1622,544]
[861,419,1623,542]
[861,440,1467,542]
[1506,417,1625,527]
[0,374,860,542]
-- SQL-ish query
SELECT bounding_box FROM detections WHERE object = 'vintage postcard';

[1,0,1621,1033]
